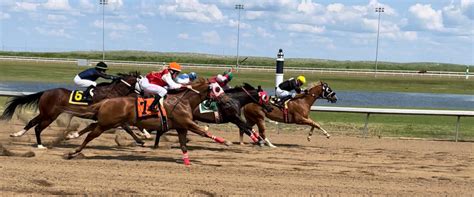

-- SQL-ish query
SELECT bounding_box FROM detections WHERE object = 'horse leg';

[153,129,165,149]
[186,123,232,146]
[64,113,74,131]
[34,118,55,149]
[176,129,191,166]
[140,128,152,139]
[256,119,276,148]
[67,125,105,159]
[10,114,42,137]
[66,123,97,140]
[300,118,331,139]
[230,117,263,146]
[121,124,145,146]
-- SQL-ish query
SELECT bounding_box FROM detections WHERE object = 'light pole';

[235,4,244,67]
[100,0,108,61]
[374,7,384,77]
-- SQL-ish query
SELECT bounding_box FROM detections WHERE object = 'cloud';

[228,19,251,29]
[288,23,325,34]
[461,0,474,19]
[256,27,275,38]
[35,27,72,39]
[178,33,189,40]
[13,2,40,11]
[107,0,124,11]
[79,0,95,11]
[0,12,10,20]
[43,0,72,11]
[409,4,444,31]
[245,11,265,20]
[159,0,224,23]
[47,14,68,21]
[201,31,221,45]
[297,0,324,15]
[93,20,130,31]
[109,31,124,40]
[135,24,148,33]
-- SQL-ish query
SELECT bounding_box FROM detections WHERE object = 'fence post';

[363,113,371,138]
[455,116,461,142]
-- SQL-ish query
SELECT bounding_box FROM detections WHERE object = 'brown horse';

[0,72,140,149]
[63,78,231,165]
[242,81,337,147]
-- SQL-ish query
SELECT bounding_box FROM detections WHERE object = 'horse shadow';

[85,154,178,163]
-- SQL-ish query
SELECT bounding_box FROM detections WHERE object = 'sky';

[0,0,473,65]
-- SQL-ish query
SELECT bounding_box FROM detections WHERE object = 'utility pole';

[375,7,384,77]
[235,4,244,67]
[100,0,108,60]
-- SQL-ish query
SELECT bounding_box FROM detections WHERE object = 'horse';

[187,83,270,146]
[242,81,337,147]
[63,78,232,165]
[0,72,141,149]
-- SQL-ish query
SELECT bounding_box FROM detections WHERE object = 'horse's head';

[189,77,225,100]
[115,71,141,94]
[308,81,337,103]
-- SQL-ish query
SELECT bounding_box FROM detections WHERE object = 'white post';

[466,65,470,80]
[275,49,284,94]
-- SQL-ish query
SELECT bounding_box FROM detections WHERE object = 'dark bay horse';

[0,72,140,149]
[189,83,270,146]
[242,81,337,147]
[63,78,231,165]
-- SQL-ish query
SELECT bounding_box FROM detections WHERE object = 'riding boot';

[148,95,162,112]
[83,86,94,103]
[277,95,292,107]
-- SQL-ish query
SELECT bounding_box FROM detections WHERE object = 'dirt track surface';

[0,120,472,196]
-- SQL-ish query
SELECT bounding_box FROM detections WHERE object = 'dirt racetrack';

[0,118,472,196]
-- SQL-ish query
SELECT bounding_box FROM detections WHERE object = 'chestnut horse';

[0,72,140,149]
[189,83,270,146]
[64,78,231,165]
[242,81,337,147]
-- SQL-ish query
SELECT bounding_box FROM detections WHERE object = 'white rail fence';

[311,106,474,142]
[1,91,472,142]
[1,55,471,78]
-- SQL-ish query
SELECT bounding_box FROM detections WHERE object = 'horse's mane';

[95,71,140,87]
[225,83,255,93]
[117,71,141,78]
[308,81,323,89]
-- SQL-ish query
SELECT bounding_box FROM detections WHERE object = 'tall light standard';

[374,7,384,77]
[100,0,108,60]
[235,4,244,67]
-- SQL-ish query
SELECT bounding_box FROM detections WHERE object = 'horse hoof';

[224,141,232,146]
[37,144,47,149]
[326,135,331,139]
[239,142,245,145]
[307,136,312,142]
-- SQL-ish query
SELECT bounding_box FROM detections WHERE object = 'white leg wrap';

[142,129,152,139]
[66,132,80,139]
[37,144,47,149]
[264,138,277,148]
[10,129,27,137]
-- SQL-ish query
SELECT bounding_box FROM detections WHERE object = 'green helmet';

[223,71,233,81]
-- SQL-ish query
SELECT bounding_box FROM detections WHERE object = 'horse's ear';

[258,85,262,91]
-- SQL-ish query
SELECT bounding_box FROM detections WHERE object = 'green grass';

[0,50,469,72]
[1,60,473,94]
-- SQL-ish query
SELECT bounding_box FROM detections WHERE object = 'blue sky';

[0,0,473,65]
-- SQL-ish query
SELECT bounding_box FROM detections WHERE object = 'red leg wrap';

[182,152,190,166]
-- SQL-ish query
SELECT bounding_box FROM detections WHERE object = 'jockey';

[209,69,233,90]
[175,72,197,84]
[275,75,306,106]
[139,62,190,112]
[74,61,118,101]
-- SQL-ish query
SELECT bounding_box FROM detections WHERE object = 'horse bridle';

[319,83,335,99]
[241,87,269,105]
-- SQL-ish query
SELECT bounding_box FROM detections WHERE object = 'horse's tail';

[1,91,44,120]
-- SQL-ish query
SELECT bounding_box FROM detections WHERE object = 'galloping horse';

[242,81,337,147]
[0,72,140,149]
[64,78,231,165]
[155,83,269,147]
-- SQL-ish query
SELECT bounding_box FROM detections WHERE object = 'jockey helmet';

[189,72,197,81]
[168,62,182,72]
[297,75,306,85]
[223,71,233,81]
[95,61,108,70]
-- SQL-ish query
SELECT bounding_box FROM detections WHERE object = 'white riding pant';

[276,87,295,98]
[74,75,96,88]
[139,77,167,97]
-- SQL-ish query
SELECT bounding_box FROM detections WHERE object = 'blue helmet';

[188,72,197,81]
